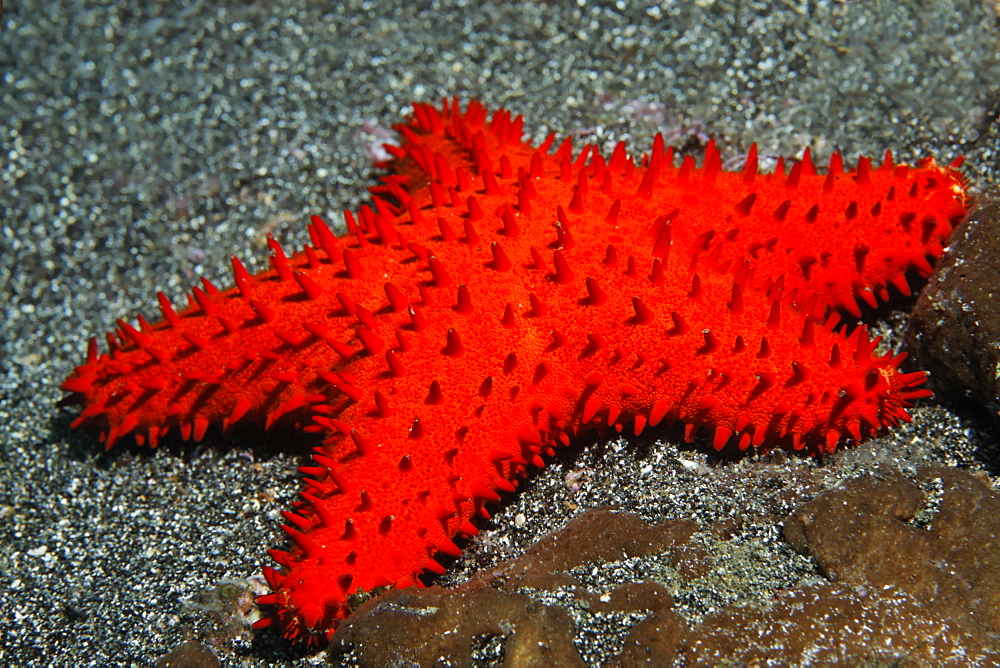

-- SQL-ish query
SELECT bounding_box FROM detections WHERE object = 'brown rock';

[783,465,1000,640]
[155,641,220,668]
[500,508,698,589]
[329,581,584,667]
[612,609,686,666]
[678,581,995,666]
[328,509,693,667]
[905,195,1000,424]
[326,474,1000,667]
[682,466,1000,665]
[587,581,675,615]
[782,466,924,584]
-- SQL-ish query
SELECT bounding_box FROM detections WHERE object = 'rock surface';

[784,465,1000,648]
[906,196,1000,425]
[326,468,1000,666]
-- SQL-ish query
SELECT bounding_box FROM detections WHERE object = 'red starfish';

[62,99,967,641]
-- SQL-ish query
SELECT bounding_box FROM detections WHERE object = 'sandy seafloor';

[3,1,1000,665]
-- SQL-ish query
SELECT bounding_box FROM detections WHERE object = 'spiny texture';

[62,99,967,641]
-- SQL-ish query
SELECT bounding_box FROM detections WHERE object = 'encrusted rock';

[328,509,693,666]
[329,581,585,667]
[784,465,1000,645]
[327,471,1000,666]
[677,581,993,666]
[906,195,1000,424]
